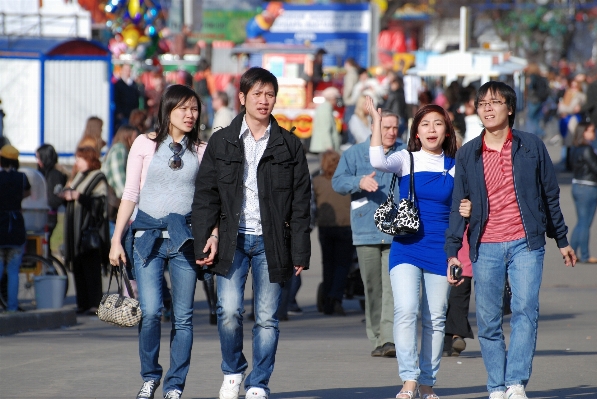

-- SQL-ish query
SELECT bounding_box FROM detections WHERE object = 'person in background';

[524,63,550,138]
[369,99,458,399]
[61,146,109,316]
[36,144,67,241]
[557,78,586,168]
[445,81,576,399]
[114,63,141,131]
[224,76,238,113]
[313,149,352,315]
[101,125,140,235]
[0,145,31,312]
[212,91,235,134]
[194,59,216,128]
[332,110,405,359]
[109,84,212,399]
[129,109,149,135]
[384,76,408,138]
[342,58,360,127]
[349,95,374,144]
[568,122,597,264]
[78,116,106,156]
[310,87,341,154]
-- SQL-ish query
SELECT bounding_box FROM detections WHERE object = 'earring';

[446,134,450,137]
[416,134,419,138]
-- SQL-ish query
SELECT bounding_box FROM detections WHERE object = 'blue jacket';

[123,210,199,275]
[445,129,569,262]
[332,138,406,245]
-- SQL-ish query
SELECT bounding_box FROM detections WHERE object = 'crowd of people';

[1,57,595,399]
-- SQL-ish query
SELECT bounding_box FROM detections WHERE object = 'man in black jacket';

[192,67,311,399]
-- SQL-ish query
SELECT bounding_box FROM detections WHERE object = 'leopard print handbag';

[373,151,420,236]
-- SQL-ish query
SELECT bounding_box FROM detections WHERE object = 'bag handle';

[119,261,136,300]
[387,173,397,202]
[406,151,416,203]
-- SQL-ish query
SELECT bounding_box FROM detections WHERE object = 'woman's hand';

[58,189,80,201]
[109,242,127,266]
[197,235,219,266]
[459,199,472,218]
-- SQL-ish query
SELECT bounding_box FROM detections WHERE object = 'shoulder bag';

[97,263,142,327]
[373,151,420,236]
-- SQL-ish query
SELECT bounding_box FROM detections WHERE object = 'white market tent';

[0,36,112,163]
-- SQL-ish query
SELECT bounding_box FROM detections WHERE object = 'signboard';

[194,9,257,43]
[261,3,371,67]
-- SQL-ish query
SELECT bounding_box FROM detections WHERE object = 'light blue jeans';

[473,238,545,393]
[217,234,282,395]
[0,245,24,311]
[389,263,450,386]
[134,238,198,394]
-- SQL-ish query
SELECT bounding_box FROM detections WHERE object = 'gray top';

[138,135,200,219]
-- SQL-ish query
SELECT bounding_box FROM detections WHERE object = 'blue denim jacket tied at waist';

[123,209,193,267]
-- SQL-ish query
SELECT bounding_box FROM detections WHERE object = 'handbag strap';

[119,261,136,299]
[387,173,397,201]
[407,151,416,202]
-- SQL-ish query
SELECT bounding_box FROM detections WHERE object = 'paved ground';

[0,134,596,399]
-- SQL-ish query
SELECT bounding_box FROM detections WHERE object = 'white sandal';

[395,391,415,399]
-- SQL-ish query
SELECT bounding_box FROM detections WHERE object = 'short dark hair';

[408,104,457,158]
[0,155,18,169]
[216,91,229,107]
[475,81,517,128]
[239,67,278,97]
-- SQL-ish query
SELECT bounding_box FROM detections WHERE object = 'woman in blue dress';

[369,97,458,399]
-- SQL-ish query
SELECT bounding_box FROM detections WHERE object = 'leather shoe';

[381,342,396,357]
[371,346,383,357]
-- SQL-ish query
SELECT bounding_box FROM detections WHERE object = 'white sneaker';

[489,392,505,399]
[219,373,244,399]
[506,385,528,399]
[245,387,268,399]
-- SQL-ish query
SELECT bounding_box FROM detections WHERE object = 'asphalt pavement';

[0,137,596,399]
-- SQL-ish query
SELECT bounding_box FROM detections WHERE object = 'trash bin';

[34,276,67,309]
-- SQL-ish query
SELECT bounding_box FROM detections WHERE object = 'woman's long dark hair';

[153,84,202,152]
[36,144,59,176]
[407,104,457,158]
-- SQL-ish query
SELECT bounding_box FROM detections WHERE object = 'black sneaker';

[137,380,160,399]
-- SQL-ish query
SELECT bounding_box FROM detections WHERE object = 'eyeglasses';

[477,100,506,108]
[169,142,183,171]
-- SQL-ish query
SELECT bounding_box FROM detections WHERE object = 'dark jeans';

[73,249,103,310]
[444,276,474,350]
[319,226,353,301]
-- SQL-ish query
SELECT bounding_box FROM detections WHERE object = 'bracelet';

[210,234,219,240]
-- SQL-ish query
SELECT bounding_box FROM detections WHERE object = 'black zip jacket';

[570,144,597,184]
[191,113,311,283]
[445,129,569,262]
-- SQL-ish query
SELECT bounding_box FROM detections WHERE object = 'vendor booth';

[0,36,111,163]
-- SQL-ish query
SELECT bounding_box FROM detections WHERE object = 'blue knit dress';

[370,148,455,276]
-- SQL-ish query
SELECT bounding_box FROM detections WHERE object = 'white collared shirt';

[239,116,271,235]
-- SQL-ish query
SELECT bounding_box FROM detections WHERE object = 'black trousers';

[444,276,474,349]
[72,249,103,310]
[319,226,353,301]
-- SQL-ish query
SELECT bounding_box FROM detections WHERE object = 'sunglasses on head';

[169,141,183,170]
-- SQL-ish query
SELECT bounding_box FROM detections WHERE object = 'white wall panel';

[0,59,41,156]
[44,60,110,162]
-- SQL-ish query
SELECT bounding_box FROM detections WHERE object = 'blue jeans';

[525,102,545,138]
[217,234,282,395]
[389,263,450,386]
[134,238,198,393]
[0,245,24,311]
[570,183,597,262]
[473,238,545,393]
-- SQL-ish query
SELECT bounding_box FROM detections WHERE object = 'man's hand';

[459,199,472,218]
[447,257,464,286]
[560,245,577,267]
[359,171,378,192]
[294,265,304,276]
